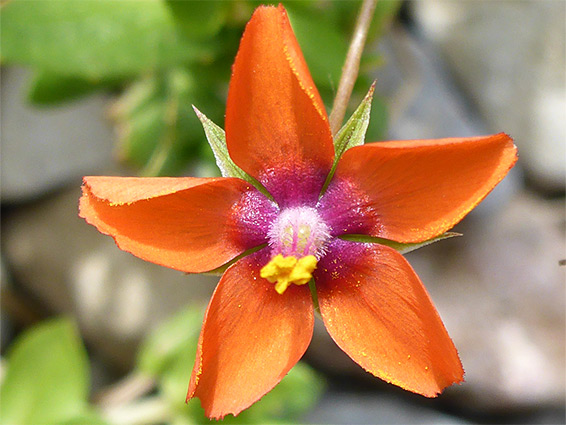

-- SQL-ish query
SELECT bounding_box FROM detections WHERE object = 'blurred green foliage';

[0,318,105,425]
[0,310,324,424]
[1,0,400,176]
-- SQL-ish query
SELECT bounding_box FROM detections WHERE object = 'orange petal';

[187,249,314,419]
[321,133,517,242]
[315,239,464,396]
[80,176,277,273]
[225,5,334,207]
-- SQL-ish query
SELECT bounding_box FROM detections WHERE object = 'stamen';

[267,207,330,258]
[260,254,317,294]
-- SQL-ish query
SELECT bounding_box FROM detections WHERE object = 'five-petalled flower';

[79,4,517,420]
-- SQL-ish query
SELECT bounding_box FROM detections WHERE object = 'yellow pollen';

[260,254,317,294]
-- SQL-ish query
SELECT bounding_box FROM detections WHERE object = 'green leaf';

[113,70,207,176]
[27,72,115,105]
[136,305,205,378]
[56,410,110,425]
[159,342,199,413]
[0,318,90,425]
[245,361,324,421]
[142,307,205,418]
[340,232,462,254]
[113,76,170,169]
[165,1,230,39]
[1,0,208,79]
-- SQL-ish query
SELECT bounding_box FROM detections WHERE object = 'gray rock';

[305,392,470,425]
[411,1,566,191]
[1,67,115,203]
[377,27,487,141]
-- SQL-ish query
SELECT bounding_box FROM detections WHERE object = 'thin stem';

[101,396,171,425]
[329,0,378,136]
[94,372,156,408]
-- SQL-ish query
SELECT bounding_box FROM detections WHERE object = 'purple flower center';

[267,206,330,259]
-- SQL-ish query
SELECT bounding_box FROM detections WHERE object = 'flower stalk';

[329,0,379,136]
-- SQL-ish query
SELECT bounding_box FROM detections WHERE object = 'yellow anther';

[260,254,317,294]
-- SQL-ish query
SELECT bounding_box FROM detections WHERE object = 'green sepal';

[193,106,273,200]
[308,278,320,315]
[204,243,267,276]
[193,105,242,179]
[340,232,461,254]
[333,81,376,160]
[321,82,375,195]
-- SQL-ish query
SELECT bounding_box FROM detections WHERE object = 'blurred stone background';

[2,1,565,424]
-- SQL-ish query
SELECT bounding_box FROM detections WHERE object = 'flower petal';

[315,239,464,397]
[226,5,334,207]
[319,133,517,242]
[187,249,314,419]
[79,176,277,273]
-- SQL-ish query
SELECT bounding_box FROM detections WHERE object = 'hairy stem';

[329,0,379,136]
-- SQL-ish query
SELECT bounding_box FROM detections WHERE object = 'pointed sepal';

[193,106,248,180]
[193,106,273,200]
[340,232,461,254]
[333,82,375,160]
[321,83,375,195]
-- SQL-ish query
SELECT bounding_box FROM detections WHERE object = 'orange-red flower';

[79,4,518,420]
